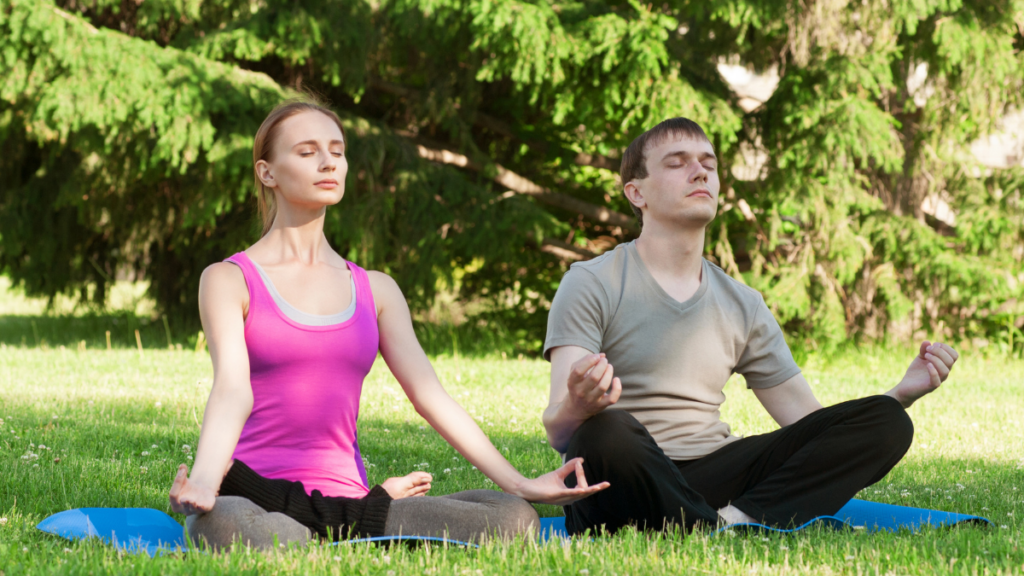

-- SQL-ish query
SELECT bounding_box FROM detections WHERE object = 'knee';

[186,496,310,551]
[866,395,914,455]
[186,496,259,551]
[486,493,540,538]
[567,409,647,462]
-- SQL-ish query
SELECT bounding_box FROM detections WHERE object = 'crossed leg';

[563,395,914,535]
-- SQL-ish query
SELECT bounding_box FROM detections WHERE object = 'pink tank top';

[226,252,379,498]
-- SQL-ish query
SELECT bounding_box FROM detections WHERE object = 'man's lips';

[687,189,712,198]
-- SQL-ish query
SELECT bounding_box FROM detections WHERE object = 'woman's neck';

[258,205,333,265]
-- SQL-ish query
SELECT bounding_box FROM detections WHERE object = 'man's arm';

[884,341,958,408]
[754,341,959,428]
[752,373,824,427]
[543,345,622,452]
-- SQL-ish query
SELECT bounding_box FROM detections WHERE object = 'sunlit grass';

[1,281,1023,573]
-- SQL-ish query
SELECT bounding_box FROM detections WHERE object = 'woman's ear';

[624,181,646,211]
[255,159,275,188]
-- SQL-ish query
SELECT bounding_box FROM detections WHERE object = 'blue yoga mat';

[39,499,992,555]
[537,498,991,539]
[36,508,186,556]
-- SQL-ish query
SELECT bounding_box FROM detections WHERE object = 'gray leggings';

[186,491,540,550]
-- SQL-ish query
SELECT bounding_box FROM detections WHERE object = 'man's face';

[631,135,719,229]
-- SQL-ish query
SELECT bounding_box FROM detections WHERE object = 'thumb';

[919,341,932,359]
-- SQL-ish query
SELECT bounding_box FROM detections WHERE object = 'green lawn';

[1,289,1023,573]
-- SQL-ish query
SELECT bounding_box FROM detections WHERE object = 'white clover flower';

[151,444,158,449]
[182,444,191,452]
[444,469,451,474]
[32,463,38,468]
[155,402,162,408]
[140,467,148,473]
[0,517,7,525]
[141,451,150,457]
[38,444,46,450]
[29,443,34,448]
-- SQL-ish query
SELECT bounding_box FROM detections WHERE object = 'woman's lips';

[315,180,338,188]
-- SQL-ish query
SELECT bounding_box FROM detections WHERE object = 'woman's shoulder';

[199,261,248,301]
[364,269,401,295]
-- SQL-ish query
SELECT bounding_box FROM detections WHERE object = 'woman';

[168,100,607,550]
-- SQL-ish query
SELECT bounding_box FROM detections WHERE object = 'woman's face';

[256,110,348,209]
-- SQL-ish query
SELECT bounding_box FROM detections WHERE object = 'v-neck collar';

[626,241,709,312]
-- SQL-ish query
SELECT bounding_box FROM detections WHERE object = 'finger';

[553,457,581,481]
[926,353,950,379]
[169,464,188,498]
[927,362,941,388]
[919,341,932,359]
[602,377,623,407]
[572,481,611,495]
[574,458,589,490]
[584,364,614,404]
[928,345,955,368]
[570,355,603,384]
[585,358,609,386]
[937,342,959,363]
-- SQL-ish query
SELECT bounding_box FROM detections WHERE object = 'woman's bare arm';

[169,262,254,515]
[370,272,609,505]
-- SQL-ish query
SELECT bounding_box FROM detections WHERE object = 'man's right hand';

[565,353,622,418]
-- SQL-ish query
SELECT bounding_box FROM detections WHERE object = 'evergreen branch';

[414,144,638,232]
[368,77,621,172]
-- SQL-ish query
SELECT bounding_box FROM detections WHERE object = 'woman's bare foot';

[382,471,432,499]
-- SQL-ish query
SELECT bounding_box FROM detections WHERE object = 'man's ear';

[255,159,275,188]
[624,181,646,211]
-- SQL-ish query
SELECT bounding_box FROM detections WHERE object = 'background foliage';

[1,0,1023,353]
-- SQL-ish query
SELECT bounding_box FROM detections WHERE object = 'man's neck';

[633,220,706,303]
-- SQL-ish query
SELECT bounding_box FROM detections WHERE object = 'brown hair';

[252,99,347,236]
[620,118,710,227]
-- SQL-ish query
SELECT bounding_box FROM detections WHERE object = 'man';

[542,117,958,535]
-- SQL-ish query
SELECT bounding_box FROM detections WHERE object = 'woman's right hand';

[169,464,217,516]
[512,457,610,506]
[381,471,432,498]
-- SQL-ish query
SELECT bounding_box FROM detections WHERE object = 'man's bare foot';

[381,471,432,499]
[717,504,756,526]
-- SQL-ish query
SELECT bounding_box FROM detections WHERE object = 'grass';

[1,283,1023,573]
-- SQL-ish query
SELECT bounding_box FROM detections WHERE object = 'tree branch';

[368,78,622,172]
[415,144,638,232]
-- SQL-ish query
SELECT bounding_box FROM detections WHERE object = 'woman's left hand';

[513,457,609,505]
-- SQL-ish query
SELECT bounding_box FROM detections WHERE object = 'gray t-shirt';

[544,241,801,460]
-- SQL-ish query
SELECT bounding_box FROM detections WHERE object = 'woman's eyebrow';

[291,139,345,148]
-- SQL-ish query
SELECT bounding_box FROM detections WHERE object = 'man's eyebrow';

[660,150,717,162]
[292,139,346,148]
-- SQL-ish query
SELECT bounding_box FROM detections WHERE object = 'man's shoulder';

[704,260,765,307]
[566,242,631,281]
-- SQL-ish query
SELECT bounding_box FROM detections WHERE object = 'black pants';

[563,395,913,534]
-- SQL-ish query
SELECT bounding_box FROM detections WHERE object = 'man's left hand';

[889,341,959,408]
